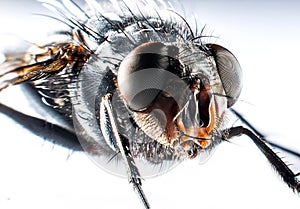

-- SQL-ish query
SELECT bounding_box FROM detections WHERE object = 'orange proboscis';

[177,103,216,148]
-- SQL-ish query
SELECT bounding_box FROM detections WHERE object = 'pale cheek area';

[0,1,299,209]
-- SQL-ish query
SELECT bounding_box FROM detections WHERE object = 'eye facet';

[117,42,183,111]
[206,44,243,108]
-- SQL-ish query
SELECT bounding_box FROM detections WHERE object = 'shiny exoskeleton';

[0,1,299,208]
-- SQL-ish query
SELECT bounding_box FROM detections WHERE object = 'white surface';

[0,1,300,209]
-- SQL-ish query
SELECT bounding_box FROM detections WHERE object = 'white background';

[0,0,300,209]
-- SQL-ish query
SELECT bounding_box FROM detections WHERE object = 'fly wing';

[0,36,33,87]
[0,39,90,92]
[0,35,88,151]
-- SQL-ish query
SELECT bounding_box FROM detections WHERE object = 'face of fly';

[117,41,228,159]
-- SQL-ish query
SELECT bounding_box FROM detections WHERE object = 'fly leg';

[100,94,150,209]
[222,125,300,193]
[0,102,82,151]
[231,109,300,158]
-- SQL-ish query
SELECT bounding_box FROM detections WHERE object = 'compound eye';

[117,42,181,111]
[206,44,243,108]
[117,68,163,112]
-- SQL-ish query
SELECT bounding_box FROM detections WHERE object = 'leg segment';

[224,126,300,193]
[0,102,82,151]
[231,108,300,158]
[101,94,150,209]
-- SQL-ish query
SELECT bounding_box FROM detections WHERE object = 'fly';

[0,0,299,208]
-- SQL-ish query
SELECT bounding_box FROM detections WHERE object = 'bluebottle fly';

[0,0,299,208]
